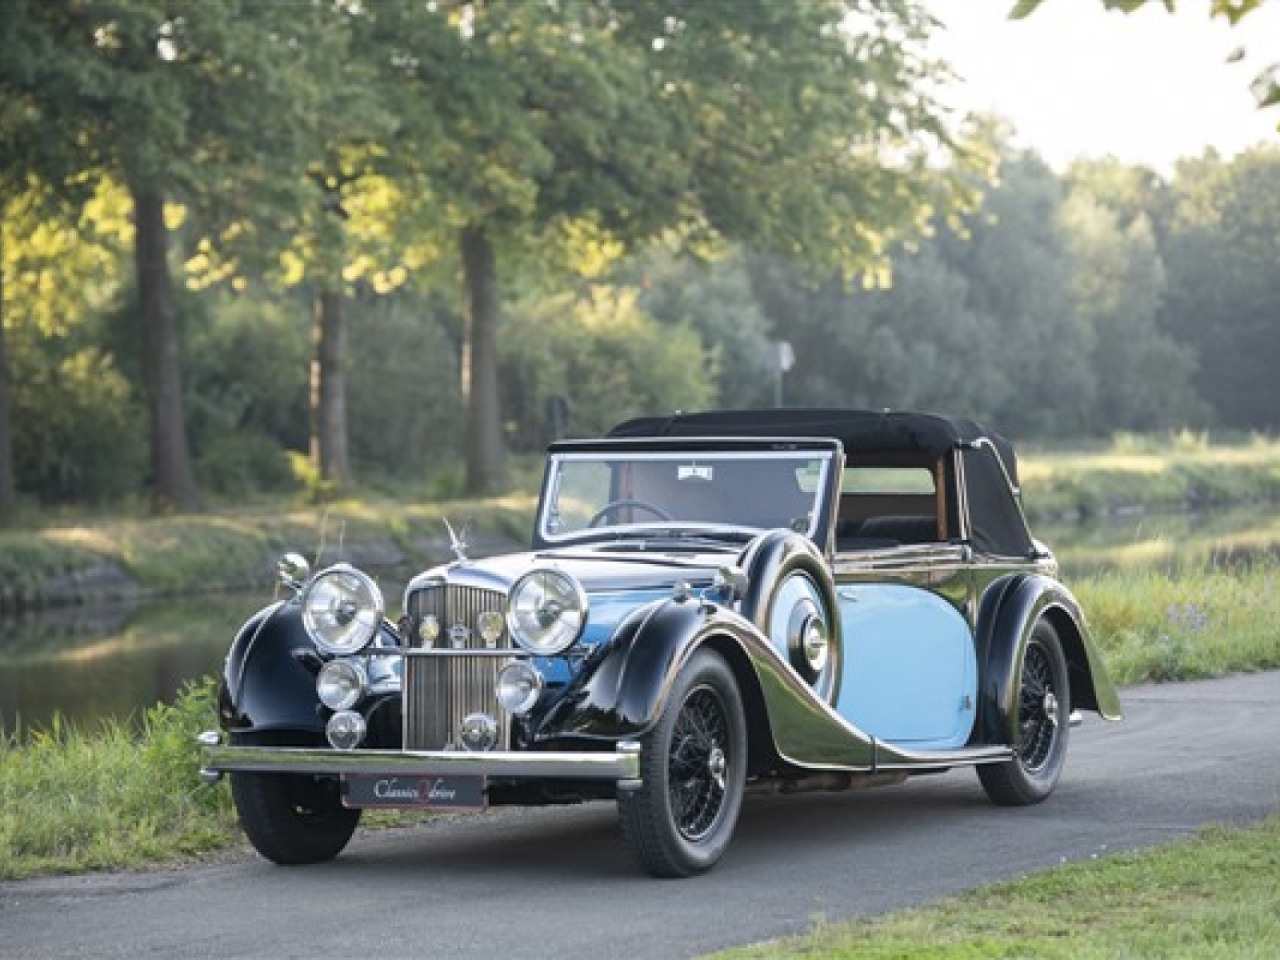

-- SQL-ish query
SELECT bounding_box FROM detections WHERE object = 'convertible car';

[199,408,1122,877]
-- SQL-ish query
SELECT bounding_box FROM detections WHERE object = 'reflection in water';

[0,594,265,737]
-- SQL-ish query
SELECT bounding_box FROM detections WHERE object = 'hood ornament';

[443,517,470,563]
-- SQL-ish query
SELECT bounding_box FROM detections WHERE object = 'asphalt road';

[3,671,1279,960]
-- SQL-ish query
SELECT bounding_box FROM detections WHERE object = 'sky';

[926,0,1280,171]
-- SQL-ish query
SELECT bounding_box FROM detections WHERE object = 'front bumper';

[197,731,642,786]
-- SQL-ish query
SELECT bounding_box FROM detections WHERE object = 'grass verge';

[1075,561,1280,684]
[0,680,236,880]
[715,815,1280,959]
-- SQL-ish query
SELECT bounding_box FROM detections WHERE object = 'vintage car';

[199,408,1122,877]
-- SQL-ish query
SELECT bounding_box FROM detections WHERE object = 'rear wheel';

[979,619,1070,806]
[618,649,747,878]
[231,770,361,865]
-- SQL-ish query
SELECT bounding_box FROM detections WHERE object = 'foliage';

[1077,561,1280,684]
[498,286,717,451]
[345,287,464,482]
[0,678,235,879]
[10,344,148,503]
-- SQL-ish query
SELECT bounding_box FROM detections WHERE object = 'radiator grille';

[403,653,512,751]
[404,584,512,750]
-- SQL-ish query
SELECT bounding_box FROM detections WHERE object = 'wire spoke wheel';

[978,618,1070,806]
[618,649,747,877]
[669,686,731,841]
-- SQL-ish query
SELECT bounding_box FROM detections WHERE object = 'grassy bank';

[0,495,534,614]
[0,680,236,879]
[716,815,1280,959]
[1076,562,1280,684]
[1020,432,1280,521]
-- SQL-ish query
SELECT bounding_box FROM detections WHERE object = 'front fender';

[534,596,878,772]
[976,574,1123,747]
[219,601,326,739]
[533,597,724,740]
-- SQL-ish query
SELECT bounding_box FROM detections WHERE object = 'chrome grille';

[403,653,512,751]
[404,583,512,750]
[410,584,510,650]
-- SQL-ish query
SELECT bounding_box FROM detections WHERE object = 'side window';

[836,464,942,548]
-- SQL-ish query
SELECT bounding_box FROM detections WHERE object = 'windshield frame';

[532,438,843,550]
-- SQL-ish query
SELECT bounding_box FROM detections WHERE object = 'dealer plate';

[342,774,487,810]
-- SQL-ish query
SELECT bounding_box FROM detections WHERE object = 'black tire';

[618,649,748,878]
[978,619,1071,806]
[230,771,361,865]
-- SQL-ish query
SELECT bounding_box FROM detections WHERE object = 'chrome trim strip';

[873,743,1014,771]
[200,740,642,781]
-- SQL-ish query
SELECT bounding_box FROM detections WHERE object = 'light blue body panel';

[835,584,977,750]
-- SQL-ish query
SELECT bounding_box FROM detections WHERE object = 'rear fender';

[976,574,1123,746]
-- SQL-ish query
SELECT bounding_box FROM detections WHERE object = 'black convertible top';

[610,408,1019,485]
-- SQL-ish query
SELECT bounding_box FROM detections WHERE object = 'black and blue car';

[200,408,1122,877]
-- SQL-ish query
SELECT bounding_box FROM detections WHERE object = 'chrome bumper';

[197,731,642,786]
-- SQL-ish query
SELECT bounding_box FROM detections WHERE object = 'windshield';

[539,449,834,542]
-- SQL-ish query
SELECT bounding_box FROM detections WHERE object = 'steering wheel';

[588,499,674,528]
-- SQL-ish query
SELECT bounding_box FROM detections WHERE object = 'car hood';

[404,545,734,598]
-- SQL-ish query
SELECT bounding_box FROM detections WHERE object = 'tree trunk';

[0,214,16,523]
[309,285,351,489]
[460,225,506,496]
[132,184,200,512]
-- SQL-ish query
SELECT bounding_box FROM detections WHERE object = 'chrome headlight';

[301,563,384,656]
[317,658,368,711]
[496,660,544,715]
[505,568,588,655]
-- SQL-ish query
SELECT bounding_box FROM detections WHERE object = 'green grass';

[1075,561,1280,684]
[0,494,536,612]
[0,680,237,879]
[715,816,1280,959]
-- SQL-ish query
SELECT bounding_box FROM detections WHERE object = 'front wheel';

[230,770,361,865]
[618,649,747,878]
[978,618,1071,806]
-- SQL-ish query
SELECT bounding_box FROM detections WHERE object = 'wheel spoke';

[667,687,730,840]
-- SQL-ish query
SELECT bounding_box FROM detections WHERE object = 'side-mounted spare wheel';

[978,618,1071,806]
[617,648,748,878]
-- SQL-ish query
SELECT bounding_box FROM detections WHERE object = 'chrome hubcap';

[1043,690,1060,729]
[707,746,727,791]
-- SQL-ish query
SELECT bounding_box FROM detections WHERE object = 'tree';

[1058,187,1201,430]
[2,1,339,511]
[0,3,107,519]
[1159,147,1280,429]
[370,0,969,494]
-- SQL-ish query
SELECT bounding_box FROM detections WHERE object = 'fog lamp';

[317,659,368,711]
[496,660,544,715]
[326,710,367,750]
[459,712,499,752]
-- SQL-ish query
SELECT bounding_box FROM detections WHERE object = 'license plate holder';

[342,774,487,810]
